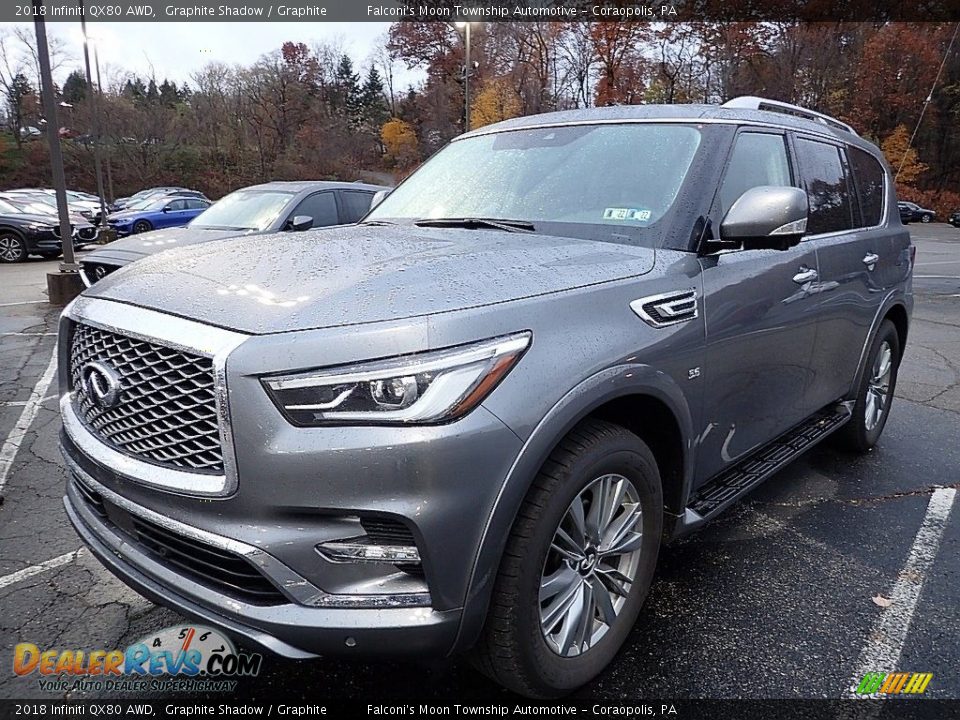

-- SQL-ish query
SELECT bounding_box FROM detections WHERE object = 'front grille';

[69,322,224,473]
[80,261,118,283]
[71,476,286,605]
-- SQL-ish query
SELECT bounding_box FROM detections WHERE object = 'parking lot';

[0,224,958,701]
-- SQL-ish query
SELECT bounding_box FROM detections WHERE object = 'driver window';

[290,192,338,228]
[718,133,792,217]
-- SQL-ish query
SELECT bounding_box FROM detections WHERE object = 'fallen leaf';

[872,594,894,608]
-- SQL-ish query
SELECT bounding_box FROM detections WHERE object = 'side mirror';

[161,206,171,213]
[720,186,808,251]
[289,215,313,232]
[370,190,390,210]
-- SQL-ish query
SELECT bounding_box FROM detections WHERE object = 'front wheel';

[834,319,900,452]
[473,420,662,697]
[0,233,27,263]
[132,219,152,234]
[921,213,932,223]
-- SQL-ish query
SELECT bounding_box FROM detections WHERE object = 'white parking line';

[914,275,960,279]
[0,347,58,494]
[0,300,48,307]
[0,332,57,337]
[844,487,957,697]
[0,549,82,590]
[0,395,58,407]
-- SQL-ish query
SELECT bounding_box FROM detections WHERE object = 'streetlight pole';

[92,44,114,202]
[33,1,75,270]
[456,22,472,132]
[79,2,108,226]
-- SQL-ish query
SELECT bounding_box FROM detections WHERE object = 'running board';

[680,403,853,531]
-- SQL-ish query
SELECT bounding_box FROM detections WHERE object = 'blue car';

[107,195,211,236]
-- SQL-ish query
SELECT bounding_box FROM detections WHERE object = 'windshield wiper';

[413,217,536,233]
[359,219,396,226]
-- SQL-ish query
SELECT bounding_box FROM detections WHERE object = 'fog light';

[317,541,421,564]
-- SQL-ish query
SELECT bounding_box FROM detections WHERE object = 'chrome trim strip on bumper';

[64,449,432,609]
[63,296,247,497]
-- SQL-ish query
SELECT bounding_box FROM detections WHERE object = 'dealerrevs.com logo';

[13,625,262,693]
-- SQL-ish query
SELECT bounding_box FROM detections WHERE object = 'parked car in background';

[949,209,960,228]
[898,201,936,224]
[5,189,99,222]
[112,186,197,211]
[60,98,912,696]
[81,181,389,285]
[0,197,99,247]
[106,195,212,237]
[0,205,87,262]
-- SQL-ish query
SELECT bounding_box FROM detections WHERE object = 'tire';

[0,232,28,263]
[473,420,663,697]
[132,220,152,234]
[921,213,932,223]
[834,319,900,453]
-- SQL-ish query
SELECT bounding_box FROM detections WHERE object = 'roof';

[247,180,391,193]
[462,102,881,156]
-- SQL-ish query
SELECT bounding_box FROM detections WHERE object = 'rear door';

[794,137,899,409]
[696,129,822,484]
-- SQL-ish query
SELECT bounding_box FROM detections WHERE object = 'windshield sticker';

[603,208,652,222]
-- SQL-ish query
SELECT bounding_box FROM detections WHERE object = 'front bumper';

[63,449,462,658]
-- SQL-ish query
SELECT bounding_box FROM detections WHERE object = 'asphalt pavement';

[0,226,958,702]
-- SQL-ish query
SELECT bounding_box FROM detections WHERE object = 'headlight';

[25,222,54,231]
[263,332,531,426]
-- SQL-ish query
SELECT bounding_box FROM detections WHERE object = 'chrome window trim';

[65,454,432,609]
[63,296,247,497]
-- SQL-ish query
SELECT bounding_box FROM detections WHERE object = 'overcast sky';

[2,21,424,90]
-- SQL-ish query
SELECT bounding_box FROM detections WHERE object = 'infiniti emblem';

[80,361,122,410]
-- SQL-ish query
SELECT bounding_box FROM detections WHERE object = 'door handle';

[863,252,879,269]
[792,266,818,284]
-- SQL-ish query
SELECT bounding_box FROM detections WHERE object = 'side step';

[681,403,853,530]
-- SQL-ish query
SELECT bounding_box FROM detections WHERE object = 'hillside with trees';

[1,22,958,214]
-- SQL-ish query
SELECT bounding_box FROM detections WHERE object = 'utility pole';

[456,22,472,132]
[92,43,114,202]
[79,1,108,226]
[34,0,83,303]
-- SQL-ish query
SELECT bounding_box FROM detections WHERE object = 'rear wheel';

[0,232,27,263]
[473,420,662,697]
[835,320,900,452]
[132,219,152,234]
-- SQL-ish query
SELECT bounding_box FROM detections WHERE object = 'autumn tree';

[882,125,928,186]
[381,117,419,168]
[471,78,521,129]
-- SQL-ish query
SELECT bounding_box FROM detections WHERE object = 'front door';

[695,129,821,484]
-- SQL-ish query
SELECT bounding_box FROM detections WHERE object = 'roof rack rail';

[721,96,857,136]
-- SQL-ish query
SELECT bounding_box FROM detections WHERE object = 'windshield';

[368,123,702,236]
[0,199,18,214]
[190,189,294,231]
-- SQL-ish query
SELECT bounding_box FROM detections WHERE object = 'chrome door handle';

[863,253,879,269]
[792,266,818,284]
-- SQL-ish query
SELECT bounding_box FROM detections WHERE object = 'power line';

[895,22,960,182]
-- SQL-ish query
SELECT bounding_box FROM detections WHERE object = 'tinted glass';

[369,124,702,229]
[167,199,187,211]
[292,192,338,228]
[848,146,885,226]
[796,138,854,234]
[340,191,374,223]
[718,132,792,216]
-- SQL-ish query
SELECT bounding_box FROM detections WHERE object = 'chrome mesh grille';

[69,322,223,473]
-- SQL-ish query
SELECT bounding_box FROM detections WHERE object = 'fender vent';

[630,289,698,328]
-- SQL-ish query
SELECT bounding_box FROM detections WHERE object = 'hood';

[86,224,657,335]
[88,226,244,262]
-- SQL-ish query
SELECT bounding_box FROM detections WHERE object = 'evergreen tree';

[146,79,159,103]
[360,66,389,130]
[333,55,361,125]
[158,79,180,107]
[62,70,87,105]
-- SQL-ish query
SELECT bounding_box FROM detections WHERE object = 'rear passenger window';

[718,132,792,216]
[340,191,374,223]
[796,138,854,234]
[848,146,885,227]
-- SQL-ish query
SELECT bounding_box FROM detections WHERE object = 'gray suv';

[58,97,913,697]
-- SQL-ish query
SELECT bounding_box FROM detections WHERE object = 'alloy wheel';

[539,473,644,658]
[0,235,24,262]
[865,340,892,431]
